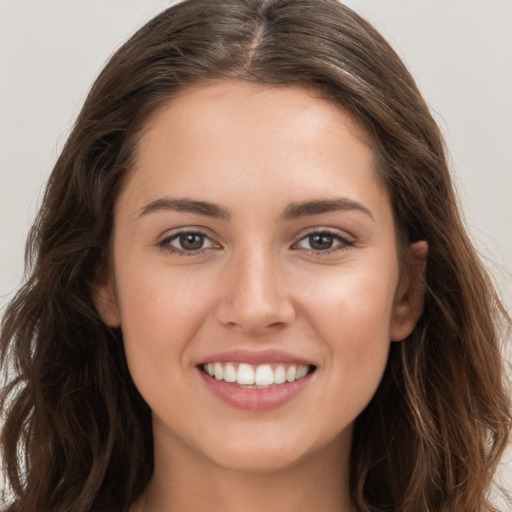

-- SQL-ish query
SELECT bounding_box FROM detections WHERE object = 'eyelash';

[158,229,353,257]
[159,231,217,257]
[295,229,354,255]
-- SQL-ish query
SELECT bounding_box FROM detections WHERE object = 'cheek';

[116,240,216,323]
[303,264,397,406]
[301,261,398,337]
[114,260,219,383]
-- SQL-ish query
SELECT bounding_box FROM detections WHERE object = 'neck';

[139,426,355,512]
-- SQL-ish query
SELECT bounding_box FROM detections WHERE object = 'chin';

[209,446,308,474]
[202,428,342,474]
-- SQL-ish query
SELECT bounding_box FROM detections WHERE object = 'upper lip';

[197,348,316,367]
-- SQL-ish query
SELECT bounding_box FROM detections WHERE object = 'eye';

[159,230,218,255]
[295,230,353,254]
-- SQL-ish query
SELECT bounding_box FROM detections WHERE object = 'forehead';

[119,80,390,224]
[138,81,374,161]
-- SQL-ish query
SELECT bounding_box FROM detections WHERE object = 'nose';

[214,247,296,335]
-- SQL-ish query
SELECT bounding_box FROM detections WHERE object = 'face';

[95,81,426,474]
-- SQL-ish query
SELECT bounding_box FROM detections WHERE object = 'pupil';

[310,234,333,250]
[180,233,203,250]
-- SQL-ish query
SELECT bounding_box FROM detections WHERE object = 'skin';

[94,80,427,512]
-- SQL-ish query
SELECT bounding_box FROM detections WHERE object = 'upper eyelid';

[296,226,352,238]
[159,226,217,242]
[159,226,351,240]
[160,230,219,250]
[293,230,352,252]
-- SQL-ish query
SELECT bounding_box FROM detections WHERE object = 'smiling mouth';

[199,362,317,389]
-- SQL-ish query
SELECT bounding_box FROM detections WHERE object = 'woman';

[1,1,510,511]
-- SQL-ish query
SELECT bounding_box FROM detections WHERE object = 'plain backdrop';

[1,0,511,505]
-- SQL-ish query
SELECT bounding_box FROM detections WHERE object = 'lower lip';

[198,369,313,411]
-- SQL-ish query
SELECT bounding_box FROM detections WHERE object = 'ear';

[92,267,121,328]
[390,240,428,342]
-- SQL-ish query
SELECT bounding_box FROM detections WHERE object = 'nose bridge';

[215,241,295,334]
[238,245,280,304]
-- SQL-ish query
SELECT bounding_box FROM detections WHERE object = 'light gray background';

[1,0,511,505]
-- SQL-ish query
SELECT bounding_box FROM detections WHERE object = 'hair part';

[1,1,510,511]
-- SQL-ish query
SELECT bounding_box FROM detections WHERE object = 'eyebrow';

[139,197,231,219]
[282,198,374,221]
[138,197,374,221]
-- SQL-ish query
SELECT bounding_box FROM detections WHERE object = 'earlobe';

[390,240,428,342]
[92,269,121,328]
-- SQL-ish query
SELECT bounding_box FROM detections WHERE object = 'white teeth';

[286,366,297,382]
[255,364,274,386]
[237,363,255,385]
[203,362,312,386]
[214,362,224,380]
[296,365,308,379]
[274,365,286,384]
[223,363,237,383]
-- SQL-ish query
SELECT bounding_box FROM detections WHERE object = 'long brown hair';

[1,1,510,510]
